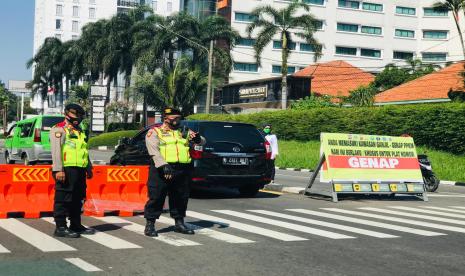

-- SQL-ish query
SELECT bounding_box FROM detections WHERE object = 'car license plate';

[222,157,249,166]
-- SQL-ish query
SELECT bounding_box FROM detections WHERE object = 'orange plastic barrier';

[0,164,163,218]
[0,165,54,218]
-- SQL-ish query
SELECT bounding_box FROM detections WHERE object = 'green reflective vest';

[154,127,191,164]
[62,126,89,168]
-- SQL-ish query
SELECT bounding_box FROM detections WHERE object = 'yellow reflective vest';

[62,126,89,168]
[154,127,191,164]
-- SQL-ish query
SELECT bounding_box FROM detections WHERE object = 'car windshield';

[200,123,264,148]
[42,116,65,131]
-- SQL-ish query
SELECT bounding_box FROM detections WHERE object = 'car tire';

[239,184,260,198]
[22,155,36,166]
[5,152,15,164]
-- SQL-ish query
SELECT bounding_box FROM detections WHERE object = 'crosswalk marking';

[187,211,307,241]
[0,219,76,252]
[288,209,444,236]
[42,218,142,250]
[450,206,465,210]
[389,206,465,219]
[360,207,465,226]
[213,210,355,239]
[249,210,398,238]
[424,207,465,214]
[0,244,10,253]
[325,208,465,234]
[64,258,102,272]
[94,216,201,246]
[155,216,254,244]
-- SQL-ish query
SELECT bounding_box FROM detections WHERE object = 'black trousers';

[144,162,191,220]
[268,159,276,180]
[53,167,87,228]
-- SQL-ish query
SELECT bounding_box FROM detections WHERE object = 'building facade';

[225,0,465,82]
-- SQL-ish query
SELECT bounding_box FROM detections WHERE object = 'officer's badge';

[165,108,172,114]
[55,132,62,138]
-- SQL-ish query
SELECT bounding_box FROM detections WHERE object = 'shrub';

[189,103,465,154]
[107,122,141,132]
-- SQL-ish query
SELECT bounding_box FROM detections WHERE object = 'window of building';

[300,43,315,52]
[313,20,323,30]
[72,21,79,32]
[272,65,296,74]
[337,23,358,32]
[273,40,296,50]
[235,12,257,22]
[393,51,414,60]
[422,52,447,61]
[362,2,383,12]
[89,8,96,19]
[237,37,256,47]
[153,1,157,11]
[361,26,382,35]
[396,6,415,15]
[361,48,381,58]
[167,1,172,13]
[73,6,79,17]
[395,29,415,38]
[338,0,360,9]
[234,62,258,72]
[424,7,448,16]
[304,0,324,5]
[336,46,357,56]
[423,30,448,39]
[56,4,63,16]
[56,19,62,30]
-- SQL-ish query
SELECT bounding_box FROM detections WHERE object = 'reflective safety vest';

[154,127,191,164]
[62,126,89,168]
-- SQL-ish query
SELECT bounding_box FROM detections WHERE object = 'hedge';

[189,103,465,154]
[107,122,141,132]
[88,130,139,148]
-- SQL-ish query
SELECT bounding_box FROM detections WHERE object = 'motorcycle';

[418,154,440,192]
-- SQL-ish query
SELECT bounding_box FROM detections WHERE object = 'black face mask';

[167,118,180,129]
[66,116,83,127]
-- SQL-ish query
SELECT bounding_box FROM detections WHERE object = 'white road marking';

[213,210,355,239]
[450,206,465,210]
[325,208,465,233]
[156,216,254,244]
[94,216,200,246]
[288,209,444,236]
[64,258,102,272]
[360,207,465,226]
[423,207,465,214]
[187,211,307,241]
[42,217,141,249]
[249,210,398,238]
[0,219,76,252]
[389,206,465,219]
[0,244,10,253]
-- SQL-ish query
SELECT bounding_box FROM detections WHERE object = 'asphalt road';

[2,148,465,275]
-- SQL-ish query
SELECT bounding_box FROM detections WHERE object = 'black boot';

[174,218,194,235]
[70,217,96,235]
[54,227,80,238]
[144,220,158,237]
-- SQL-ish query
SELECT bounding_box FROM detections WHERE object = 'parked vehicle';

[4,115,65,165]
[110,120,273,197]
[418,154,440,192]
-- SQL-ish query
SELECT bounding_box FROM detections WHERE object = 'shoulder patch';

[55,132,62,138]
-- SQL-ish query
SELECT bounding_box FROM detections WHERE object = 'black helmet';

[65,103,85,117]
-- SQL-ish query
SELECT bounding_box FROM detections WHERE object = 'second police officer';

[144,107,205,236]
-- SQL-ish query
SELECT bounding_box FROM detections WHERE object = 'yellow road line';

[260,189,284,195]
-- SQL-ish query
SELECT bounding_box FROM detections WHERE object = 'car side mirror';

[120,137,131,146]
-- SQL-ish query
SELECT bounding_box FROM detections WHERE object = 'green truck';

[4,115,65,165]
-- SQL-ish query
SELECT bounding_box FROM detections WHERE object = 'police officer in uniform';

[144,107,204,237]
[50,103,95,238]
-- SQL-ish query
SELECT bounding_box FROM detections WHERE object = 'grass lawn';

[276,140,465,182]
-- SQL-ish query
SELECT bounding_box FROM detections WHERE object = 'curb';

[440,180,465,187]
[276,167,312,172]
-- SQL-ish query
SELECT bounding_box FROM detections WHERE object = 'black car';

[110,120,272,197]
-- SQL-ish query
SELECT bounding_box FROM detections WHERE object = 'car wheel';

[5,152,15,164]
[239,184,260,198]
[22,155,36,166]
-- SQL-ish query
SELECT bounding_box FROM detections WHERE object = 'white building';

[228,0,465,82]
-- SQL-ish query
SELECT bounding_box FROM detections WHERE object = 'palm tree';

[61,40,86,100]
[434,0,465,59]
[247,0,323,109]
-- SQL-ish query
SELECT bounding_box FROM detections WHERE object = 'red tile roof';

[375,62,465,103]
[293,60,375,97]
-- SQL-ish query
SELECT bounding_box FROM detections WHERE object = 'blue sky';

[0,0,34,86]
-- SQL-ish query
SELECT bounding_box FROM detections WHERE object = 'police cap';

[163,107,181,116]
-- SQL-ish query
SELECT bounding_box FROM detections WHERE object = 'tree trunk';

[113,75,118,102]
[123,76,130,123]
[453,12,465,59]
[281,33,288,110]
[66,78,70,102]
[59,79,64,110]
